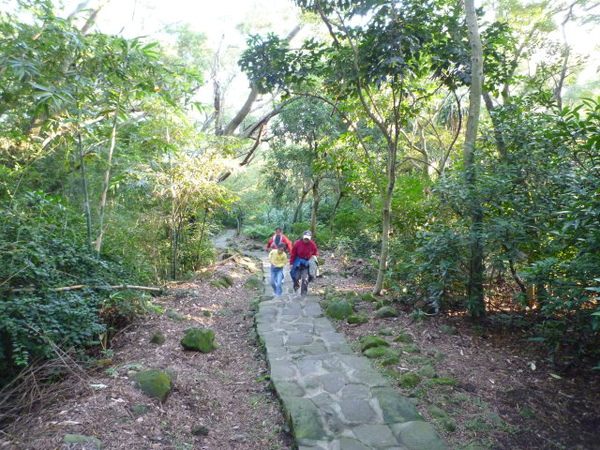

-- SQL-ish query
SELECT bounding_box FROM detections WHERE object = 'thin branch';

[11,285,163,293]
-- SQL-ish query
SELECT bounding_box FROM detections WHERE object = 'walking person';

[266,226,293,253]
[269,243,288,296]
[290,230,319,296]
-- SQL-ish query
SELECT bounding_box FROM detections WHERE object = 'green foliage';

[0,292,105,368]
[129,142,236,279]
[239,33,323,95]
[0,199,143,379]
[242,223,273,242]
[325,300,354,320]
[0,2,238,382]
[258,207,296,232]
[133,369,172,402]
[388,221,468,313]
[3,0,599,379]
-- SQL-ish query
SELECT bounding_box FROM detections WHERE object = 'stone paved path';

[254,255,448,450]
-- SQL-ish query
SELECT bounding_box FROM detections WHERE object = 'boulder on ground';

[181,328,216,353]
[364,346,390,358]
[63,434,103,449]
[347,315,369,324]
[325,300,354,320]
[360,334,390,352]
[211,273,235,288]
[374,306,399,318]
[150,331,166,345]
[399,371,422,388]
[133,369,172,402]
[361,292,377,302]
[244,275,264,292]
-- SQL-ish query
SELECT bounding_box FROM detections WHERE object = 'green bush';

[387,224,467,313]
[241,223,273,241]
[0,205,142,380]
[0,292,106,368]
[289,222,310,240]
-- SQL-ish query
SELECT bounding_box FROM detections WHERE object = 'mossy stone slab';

[360,335,390,352]
[133,369,172,402]
[374,306,399,318]
[181,328,216,353]
[325,300,354,319]
[392,421,448,450]
[63,434,103,449]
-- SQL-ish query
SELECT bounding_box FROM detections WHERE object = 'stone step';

[256,257,448,450]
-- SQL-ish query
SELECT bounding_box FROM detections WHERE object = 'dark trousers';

[293,266,310,295]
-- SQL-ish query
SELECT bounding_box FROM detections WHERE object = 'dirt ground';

[0,232,598,450]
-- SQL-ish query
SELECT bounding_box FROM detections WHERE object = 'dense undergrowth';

[0,205,150,385]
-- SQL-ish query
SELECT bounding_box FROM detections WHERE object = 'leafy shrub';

[289,222,310,239]
[241,223,273,241]
[259,207,296,231]
[0,292,106,369]
[315,229,379,261]
[0,201,142,380]
[388,224,467,312]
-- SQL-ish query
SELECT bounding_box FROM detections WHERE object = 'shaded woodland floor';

[0,231,598,449]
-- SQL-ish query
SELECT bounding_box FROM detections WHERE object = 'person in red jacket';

[266,227,293,253]
[290,230,319,296]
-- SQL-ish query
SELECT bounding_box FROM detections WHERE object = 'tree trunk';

[292,188,310,223]
[76,94,93,250]
[222,24,301,137]
[310,179,320,236]
[78,131,93,250]
[373,143,397,295]
[464,0,486,317]
[95,94,121,253]
[329,190,344,235]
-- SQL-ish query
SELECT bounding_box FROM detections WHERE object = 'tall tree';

[285,0,464,294]
[464,0,485,316]
[266,97,345,234]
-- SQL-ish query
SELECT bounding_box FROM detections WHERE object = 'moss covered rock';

[364,346,389,358]
[374,306,399,318]
[418,364,437,378]
[219,273,235,286]
[394,333,414,344]
[210,273,235,289]
[181,328,216,353]
[381,355,401,366]
[399,371,422,388]
[400,344,421,354]
[63,434,103,449]
[150,331,166,345]
[347,315,369,324]
[325,300,354,320]
[133,370,172,402]
[361,292,377,302]
[360,335,390,352]
[244,275,264,292]
[166,308,185,321]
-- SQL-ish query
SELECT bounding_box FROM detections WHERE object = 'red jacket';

[266,233,293,253]
[290,239,318,265]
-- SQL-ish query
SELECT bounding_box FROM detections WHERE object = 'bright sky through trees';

[63,0,300,44]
